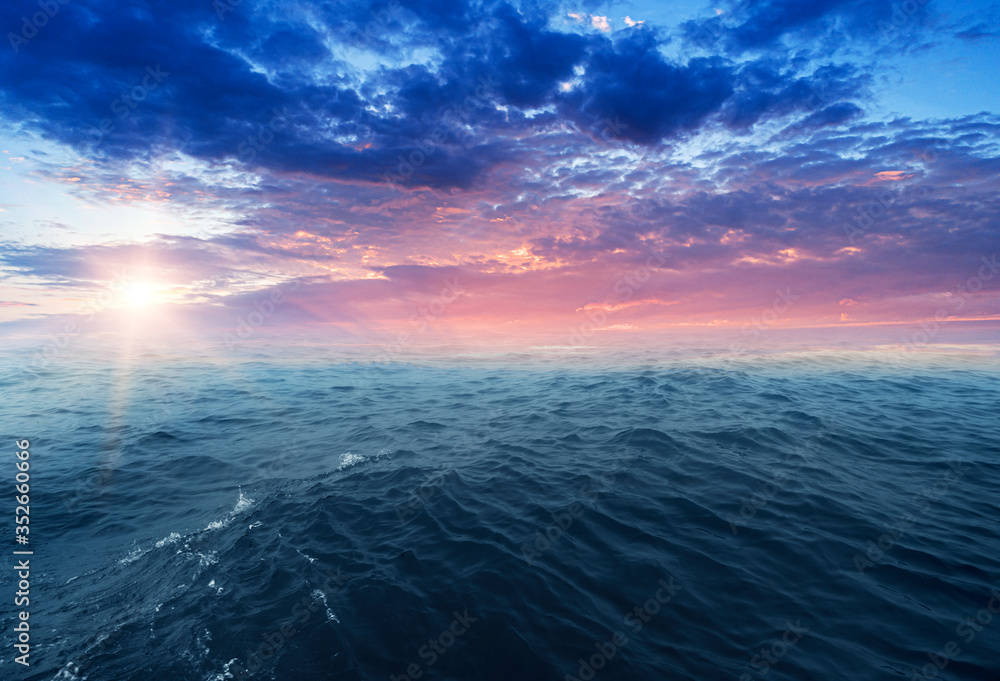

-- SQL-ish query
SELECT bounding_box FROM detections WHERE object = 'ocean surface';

[2,345,999,680]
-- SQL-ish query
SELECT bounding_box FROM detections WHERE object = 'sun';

[123,281,156,308]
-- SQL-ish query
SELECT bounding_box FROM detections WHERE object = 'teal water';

[1,347,998,680]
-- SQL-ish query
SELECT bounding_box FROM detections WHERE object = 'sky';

[0,0,998,349]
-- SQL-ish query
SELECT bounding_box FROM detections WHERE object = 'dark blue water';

[2,348,999,680]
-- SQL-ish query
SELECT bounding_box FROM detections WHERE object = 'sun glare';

[124,281,156,308]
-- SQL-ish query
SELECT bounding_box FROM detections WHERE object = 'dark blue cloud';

[557,29,734,144]
[0,0,886,188]
[954,22,1000,41]
[681,0,919,53]
[487,4,587,106]
[720,62,868,130]
[798,102,865,128]
[258,27,329,64]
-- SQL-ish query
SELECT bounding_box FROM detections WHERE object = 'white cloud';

[591,15,611,32]
[569,11,613,31]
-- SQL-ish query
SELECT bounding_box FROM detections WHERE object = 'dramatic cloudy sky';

[0,0,998,345]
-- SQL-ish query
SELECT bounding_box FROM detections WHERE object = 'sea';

[1,341,999,680]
